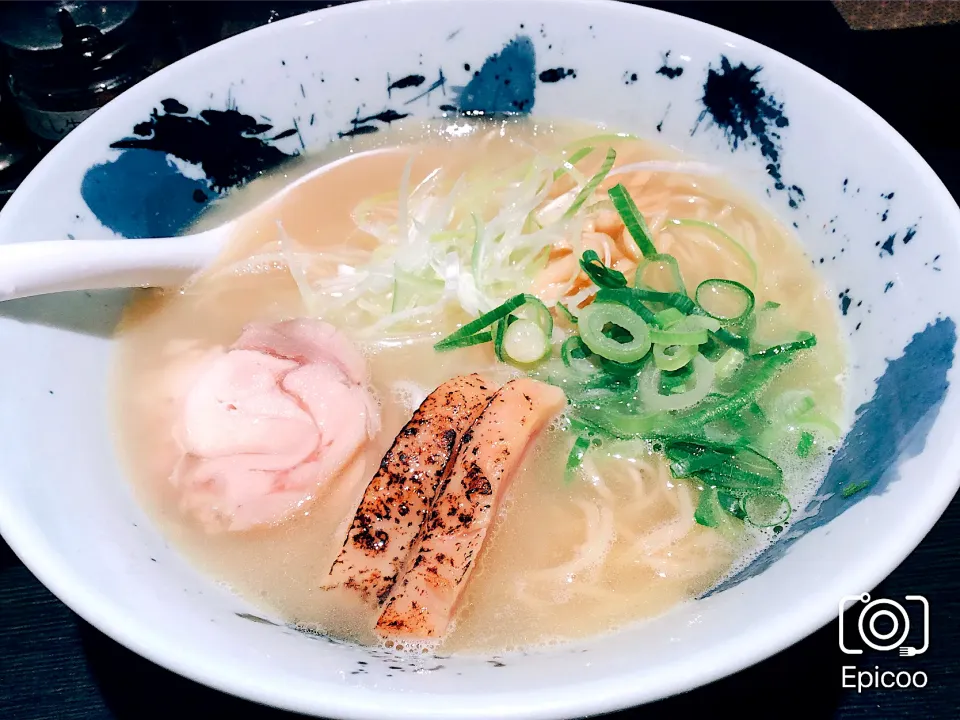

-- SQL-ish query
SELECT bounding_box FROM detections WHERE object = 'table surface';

[1,2,959,718]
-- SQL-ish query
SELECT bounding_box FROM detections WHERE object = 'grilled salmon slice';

[326,373,496,603]
[376,377,566,639]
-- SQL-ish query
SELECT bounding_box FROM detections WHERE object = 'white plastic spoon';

[0,149,391,303]
[0,231,225,302]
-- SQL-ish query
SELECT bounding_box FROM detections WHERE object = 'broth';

[112,119,846,653]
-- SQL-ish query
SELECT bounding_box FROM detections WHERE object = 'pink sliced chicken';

[171,318,379,533]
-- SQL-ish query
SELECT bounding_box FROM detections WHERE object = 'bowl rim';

[1,0,959,717]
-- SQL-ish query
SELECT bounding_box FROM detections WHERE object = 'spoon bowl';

[0,231,222,302]
[0,148,379,302]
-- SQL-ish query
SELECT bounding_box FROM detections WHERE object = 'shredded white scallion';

[274,137,643,338]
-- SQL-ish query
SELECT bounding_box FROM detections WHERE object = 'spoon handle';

[0,237,220,302]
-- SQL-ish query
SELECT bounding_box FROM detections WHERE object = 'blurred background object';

[0,11,39,214]
[0,2,180,146]
[0,1,347,209]
[216,1,339,39]
[0,90,40,210]
[834,0,960,30]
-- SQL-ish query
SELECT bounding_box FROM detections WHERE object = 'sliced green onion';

[684,315,723,333]
[659,363,694,394]
[842,480,870,498]
[578,302,651,364]
[635,254,686,295]
[666,218,758,288]
[556,302,578,324]
[698,335,727,361]
[494,316,509,362]
[561,336,596,377]
[436,293,549,355]
[435,293,526,350]
[734,402,768,440]
[594,287,661,327]
[731,312,758,339]
[762,301,781,310]
[665,441,729,477]
[434,330,494,350]
[487,296,553,366]
[696,485,784,528]
[726,409,751,436]
[696,466,776,493]
[515,295,554,339]
[608,183,657,257]
[604,317,635,345]
[564,148,617,219]
[598,356,648,378]
[654,307,685,328]
[694,485,726,527]
[502,318,550,364]
[796,430,815,458]
[742,491,791,527]
[565,435,592,482]
[717,490,748,520]
[580,249,628,288]
[695,279,755,324]
[711,327,751,352]
[632,289,698,315]
[562,335,592,362]
[653,343,698,371]
[704,426,752,449]
[574,406,665,439]
[751,331,817,358]
[699,446,783,491]
[553,146,594,181]
[675,355,792,430]
[639,354,715,411]
[584,370,640,396]
[747,401,767,423]
[714,349,745,381]
[649,326,708,346]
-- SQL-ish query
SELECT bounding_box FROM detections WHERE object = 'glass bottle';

[0,1,179,146]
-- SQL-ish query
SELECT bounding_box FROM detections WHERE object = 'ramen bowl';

[0,1,958,717]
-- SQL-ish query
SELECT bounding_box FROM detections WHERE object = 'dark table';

[1,2,959,718]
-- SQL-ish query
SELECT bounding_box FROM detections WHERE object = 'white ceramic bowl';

[1,1,958,717]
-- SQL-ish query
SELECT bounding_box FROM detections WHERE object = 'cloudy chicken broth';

[113,119,847,653]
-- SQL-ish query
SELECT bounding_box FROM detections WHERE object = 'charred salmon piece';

[326,373,496,603]
[376,377,566,640]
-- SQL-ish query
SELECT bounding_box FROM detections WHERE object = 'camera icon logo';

[839,593,929,656]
